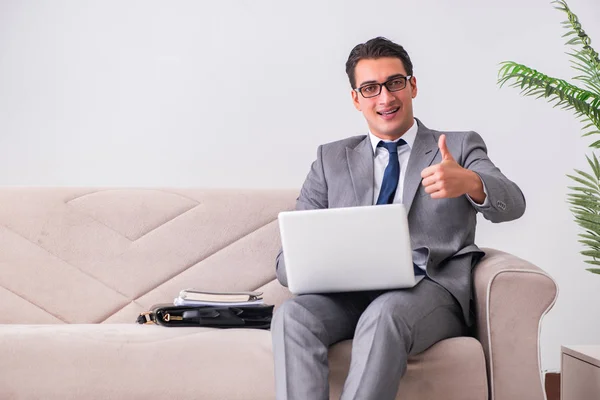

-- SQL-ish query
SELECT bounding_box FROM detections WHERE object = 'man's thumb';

[438,134,454,161]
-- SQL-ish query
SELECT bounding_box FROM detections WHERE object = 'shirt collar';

[368,118,419,155]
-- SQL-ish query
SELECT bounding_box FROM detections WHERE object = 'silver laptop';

[278,204,422,294]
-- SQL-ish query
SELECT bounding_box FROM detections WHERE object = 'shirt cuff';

[466,175,490,207]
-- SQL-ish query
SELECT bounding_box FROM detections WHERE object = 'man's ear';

[351,89,361,111]
[410,76,418,99]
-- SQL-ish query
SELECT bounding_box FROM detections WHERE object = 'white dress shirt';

[370,120,419,205]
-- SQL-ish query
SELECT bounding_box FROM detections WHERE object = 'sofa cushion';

[0,325,486,400]
[330,336,488,399]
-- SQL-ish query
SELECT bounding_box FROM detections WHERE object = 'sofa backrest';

[0,188,297,324]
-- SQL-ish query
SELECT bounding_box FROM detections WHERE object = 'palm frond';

[578,232,600,241]
[578,239,600,250]
[567,52,600,95]
[567,152,600,270]
[498,62,600,141]
[552,0,600,96]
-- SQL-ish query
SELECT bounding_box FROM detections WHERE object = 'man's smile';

[377,107,400,120]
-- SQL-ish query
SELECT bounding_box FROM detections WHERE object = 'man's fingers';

[424,183,440,194]
[421,165,438,179]
[429,189,447,199]
[421,175,437,187]
[424,178,447,193]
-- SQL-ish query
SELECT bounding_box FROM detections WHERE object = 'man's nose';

[378,86,395,103]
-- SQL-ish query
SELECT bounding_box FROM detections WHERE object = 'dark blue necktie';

[376,139,407,205]
[375,139,425,276]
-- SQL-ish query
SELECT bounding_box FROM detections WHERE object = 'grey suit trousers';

[271,278,467,400]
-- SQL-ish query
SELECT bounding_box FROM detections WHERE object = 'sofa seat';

[0,324,486,400]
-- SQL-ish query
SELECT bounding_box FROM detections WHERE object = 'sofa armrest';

[473,248,558,400]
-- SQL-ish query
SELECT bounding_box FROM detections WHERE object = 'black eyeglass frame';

[354,75,413,98]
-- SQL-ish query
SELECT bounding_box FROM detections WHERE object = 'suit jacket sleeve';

[462,131,526,222]
[276,145,329,287]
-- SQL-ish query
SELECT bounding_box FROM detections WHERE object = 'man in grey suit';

[271,37,525,400]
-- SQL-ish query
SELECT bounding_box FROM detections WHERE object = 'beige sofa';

[0,188,557,400]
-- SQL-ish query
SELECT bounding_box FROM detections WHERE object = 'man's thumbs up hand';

[420,134,485,201]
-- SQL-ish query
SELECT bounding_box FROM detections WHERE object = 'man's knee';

[272,298,297,328]
[357,293,413,336]
[272,296,329,342]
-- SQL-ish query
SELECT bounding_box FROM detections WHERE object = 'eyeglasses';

[354,76,413,98]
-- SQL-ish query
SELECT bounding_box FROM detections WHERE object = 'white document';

[173,297,265,307]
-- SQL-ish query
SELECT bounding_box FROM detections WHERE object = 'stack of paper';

[174,289,265,307]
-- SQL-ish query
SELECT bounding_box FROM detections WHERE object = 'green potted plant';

[498,0,600,274]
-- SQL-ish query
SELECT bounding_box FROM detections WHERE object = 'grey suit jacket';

[276,119,526,325]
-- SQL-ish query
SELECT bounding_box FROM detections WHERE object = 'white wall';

[1,0,599,372]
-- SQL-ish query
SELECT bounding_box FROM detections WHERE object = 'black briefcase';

[137,304,274,329]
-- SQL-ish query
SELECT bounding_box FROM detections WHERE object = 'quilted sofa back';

[0,188,298,324]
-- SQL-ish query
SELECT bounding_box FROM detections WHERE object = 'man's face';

[351,57,418,141]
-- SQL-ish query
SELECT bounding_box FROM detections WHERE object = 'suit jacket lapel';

[346,136,374,206]
[403,121,439,213]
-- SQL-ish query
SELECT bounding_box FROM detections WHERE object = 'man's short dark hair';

[345,37,413,89]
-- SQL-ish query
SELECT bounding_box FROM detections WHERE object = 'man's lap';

[274,278,466,349]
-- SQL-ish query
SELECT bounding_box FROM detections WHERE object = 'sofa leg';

[545,372,560,400]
